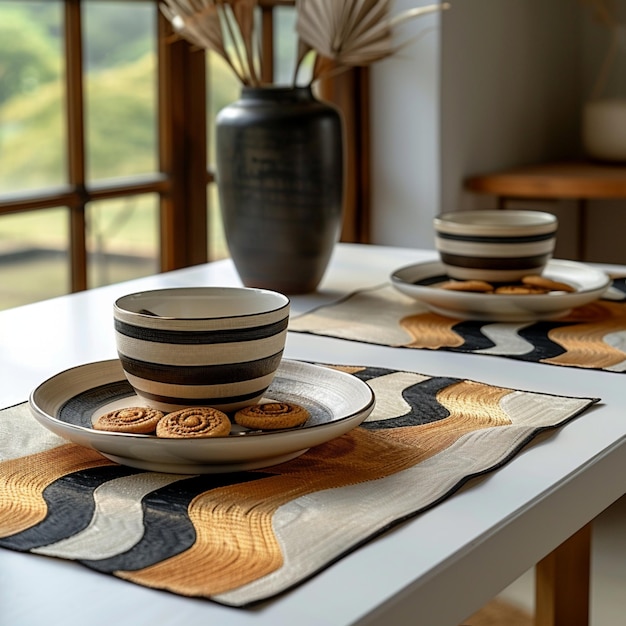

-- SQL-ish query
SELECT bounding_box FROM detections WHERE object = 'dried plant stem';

[387,2,451,28]
[162,0,452,88]
[591,25,620,99]
[580,0,623,99]
[309,55,343,85]
[295,1,449,83]
[218,4,254,85]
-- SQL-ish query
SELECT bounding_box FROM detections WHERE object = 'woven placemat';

[0,364,598,607]
[289,279,626,372]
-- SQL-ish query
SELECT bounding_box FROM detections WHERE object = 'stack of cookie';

[93,402,310,438]
[438,275,575,295]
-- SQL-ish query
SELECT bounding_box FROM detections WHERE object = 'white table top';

[1,243,625,626]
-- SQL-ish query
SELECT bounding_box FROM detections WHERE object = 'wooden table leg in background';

[577,198,588,261]
[535,523,592,626]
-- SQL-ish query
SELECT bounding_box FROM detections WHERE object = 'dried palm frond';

[160,0,262,86]
[228,0,260,85]
[160,0,451,88]
[294,0,450,83]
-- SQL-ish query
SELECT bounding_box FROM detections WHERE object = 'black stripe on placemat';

[359,376,458,429]
[118,351,283,385]
[0,466,140,551]
[114,317,288,344]
[82,472,272,573]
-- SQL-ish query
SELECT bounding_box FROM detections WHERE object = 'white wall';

[370,0,442,249]
[442,0,582,262]
[371,0,626,264]
[440,0,581,206]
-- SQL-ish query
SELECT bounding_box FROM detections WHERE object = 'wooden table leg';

[535,523,591,626]
[577,198,588,261]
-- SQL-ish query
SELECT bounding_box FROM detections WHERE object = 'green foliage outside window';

[0,1,293,309]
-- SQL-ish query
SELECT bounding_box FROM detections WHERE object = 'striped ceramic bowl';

[114,287,290,412]
[434,210,558,282]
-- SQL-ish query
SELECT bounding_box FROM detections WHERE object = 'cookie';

[234,402,310,431]
[94,407,165,434]
[156,407,231,438]
[439,279,494,293]
[494,284,548,295]
[521,275,576,292]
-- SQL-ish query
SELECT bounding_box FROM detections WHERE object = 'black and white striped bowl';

[114,287,290,412]
[434,209,558,282]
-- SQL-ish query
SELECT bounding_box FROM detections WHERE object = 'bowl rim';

[434,209,557,232]
[114,286,290,321]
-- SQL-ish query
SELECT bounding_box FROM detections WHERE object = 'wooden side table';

[464,161,626,260]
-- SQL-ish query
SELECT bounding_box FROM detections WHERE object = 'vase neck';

[240,86,315,103]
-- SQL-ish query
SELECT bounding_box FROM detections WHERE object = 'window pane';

[207,51,240,261]
[207,52,241,166]
[84,0,157,181]
[0,208,69,309]
[0,1,65,193]
[275,7,299,86]
[208,185,228,260]
[86,194,159,288]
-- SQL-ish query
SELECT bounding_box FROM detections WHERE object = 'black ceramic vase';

[215,86,344,294]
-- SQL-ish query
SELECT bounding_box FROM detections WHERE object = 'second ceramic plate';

[391,259,610,322]
[29,359,375,474]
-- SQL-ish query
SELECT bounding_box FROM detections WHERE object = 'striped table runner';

[289,278,626,372]
[0,364,597,607]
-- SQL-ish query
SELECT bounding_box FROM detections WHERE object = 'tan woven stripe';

[329,365,368,374]
[118,382,512,596]
[400,313,464,349]
[545,301,626,369]
[119,429,419,595]
[372,381,512,455]
[0,444,113,538]
[437,380,512,427]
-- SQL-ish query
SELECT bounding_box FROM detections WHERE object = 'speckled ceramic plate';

[391,259,610,322]
[29,359,375,474]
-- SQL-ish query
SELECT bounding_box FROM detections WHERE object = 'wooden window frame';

[0,0,369,297]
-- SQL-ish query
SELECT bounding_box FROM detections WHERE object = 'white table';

[1,243,625,626]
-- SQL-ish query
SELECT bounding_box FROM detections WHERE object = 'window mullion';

[260,6,274,84]
[157,11,208,271]
[65,0,88,292]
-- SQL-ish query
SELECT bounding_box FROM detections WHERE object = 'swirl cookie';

[94,407,165,434]
[439,279,494,293]
[156,407,231,438]
[234,402,310,431]
[494,284,548,295]
[521,275,576,292]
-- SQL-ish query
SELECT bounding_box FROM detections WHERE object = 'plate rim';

[391,258,610,298]
[29,359,375,444]
[389,258,611,321]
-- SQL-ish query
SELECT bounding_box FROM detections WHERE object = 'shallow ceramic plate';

[29,359,375,474]
[391,259,610,322]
